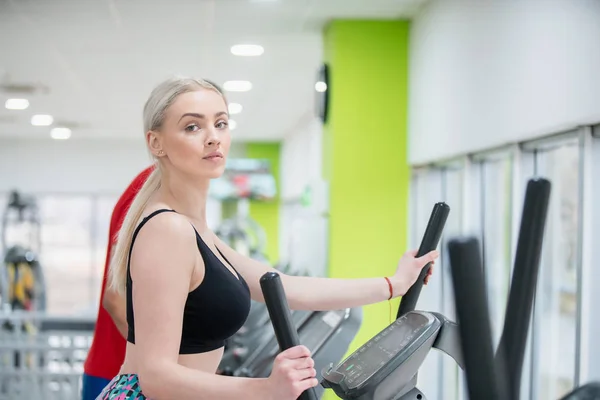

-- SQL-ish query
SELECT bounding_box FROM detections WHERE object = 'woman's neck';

[158,169,210,228]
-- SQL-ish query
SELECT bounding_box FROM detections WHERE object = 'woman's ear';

[147,131,165,158]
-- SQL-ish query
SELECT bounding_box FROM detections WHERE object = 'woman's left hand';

[392,249,439,297]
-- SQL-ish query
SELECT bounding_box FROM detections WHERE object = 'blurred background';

[1,0,600,399]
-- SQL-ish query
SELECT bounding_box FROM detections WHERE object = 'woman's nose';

[205,129,221,146]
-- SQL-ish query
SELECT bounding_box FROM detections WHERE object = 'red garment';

[83,166,154,379]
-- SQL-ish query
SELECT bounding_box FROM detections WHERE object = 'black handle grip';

[495,178,551,400]
[448,237,509,400]
[397,202,450,319]
[260,272,319,400]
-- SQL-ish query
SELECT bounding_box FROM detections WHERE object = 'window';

[39,196,95,315]
[584,126,600,382]
[1,193,121,316]
[480,154,515,346]
[440,163,466,400]
[529,139,581,399]
[408,128,598,400]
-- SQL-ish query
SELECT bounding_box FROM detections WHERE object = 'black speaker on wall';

[315,63,330,124]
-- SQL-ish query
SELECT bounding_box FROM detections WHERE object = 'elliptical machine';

[319,202,456,399]
[259,177,600,400]
[254,201,452,400]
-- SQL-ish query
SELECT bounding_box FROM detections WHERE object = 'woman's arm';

[129,213,271,400]
[212,234,438,311]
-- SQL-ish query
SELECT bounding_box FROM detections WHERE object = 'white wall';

[409,0,600,165]
[0,138,150,194]
[280,118,323,200]
[0,138,247,194]
[278,117,329,276]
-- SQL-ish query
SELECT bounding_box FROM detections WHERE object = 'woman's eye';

[185,124,200,132]
[216,121,228,129]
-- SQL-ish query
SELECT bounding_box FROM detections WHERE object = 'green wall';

[322,20,411,399]
[246,142,281,263]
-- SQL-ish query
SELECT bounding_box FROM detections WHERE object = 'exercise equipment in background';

[0,191,46,313]
[210,158,277,202]
[211,158,277,263]
[215,198,269,263]
[3,246,46,313]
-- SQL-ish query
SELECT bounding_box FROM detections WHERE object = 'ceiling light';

[223,81,252,92]
[231,44,264,57]
[51,127,71,140]
[315,81,327,93]
[5,98,30,110]
[229,120,238,130]
[228,103,243,114]
[31,114,54,126]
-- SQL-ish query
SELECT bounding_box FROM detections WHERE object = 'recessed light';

[315,81,327,93]
[228,103,243,114]
[31,114,54,126]
[229,120,238,130]
[223,81,252,92]
[51,127,71,140]
[231,44,264,57]
[5,99,29,110]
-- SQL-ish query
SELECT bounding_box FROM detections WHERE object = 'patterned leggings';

[96,374,149,399]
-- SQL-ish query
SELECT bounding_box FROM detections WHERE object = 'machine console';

[321,311,441,399]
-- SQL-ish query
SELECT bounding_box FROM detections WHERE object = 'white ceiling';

[0,0,427,141]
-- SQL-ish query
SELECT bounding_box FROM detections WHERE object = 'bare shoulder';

[129,206,197,279]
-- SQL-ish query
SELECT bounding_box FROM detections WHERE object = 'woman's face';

[150,88,231,180]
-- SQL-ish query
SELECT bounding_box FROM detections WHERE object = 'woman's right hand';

[266,345,318,399]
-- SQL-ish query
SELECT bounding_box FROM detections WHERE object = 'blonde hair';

[108,76,224,294]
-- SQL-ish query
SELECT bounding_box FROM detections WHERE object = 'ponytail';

[108,167,162,294]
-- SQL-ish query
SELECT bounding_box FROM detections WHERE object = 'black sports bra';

[126,209,251,354]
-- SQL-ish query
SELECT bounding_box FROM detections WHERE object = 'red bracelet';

[384,277,393,300]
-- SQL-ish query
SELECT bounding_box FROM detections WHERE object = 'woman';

[98,76,439,400]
